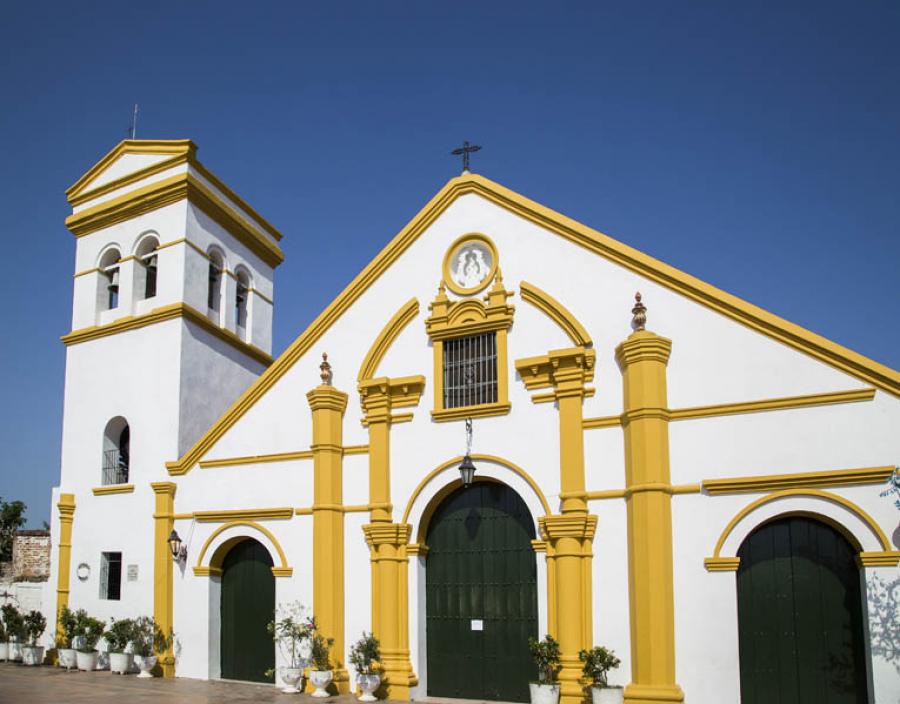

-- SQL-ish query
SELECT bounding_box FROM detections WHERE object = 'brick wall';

[10,530,50,581]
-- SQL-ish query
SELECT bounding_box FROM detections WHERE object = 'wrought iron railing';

[102,449,129,486]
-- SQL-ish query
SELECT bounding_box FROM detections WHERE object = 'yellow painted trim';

[55,494,75,640]
[65,172,284,267]
[441,232,500,296]
[343,445,369,456]
[250,287,274,305]
[150,481,176,677]
[91,484,135,495]
[70,152,189,207]
[358,298,420,381]
[191,566,222,577]
[73,266,100,279]
[195,519,291,571]
[430,400,511,422]
[165,172,899,476]
[670,388,876,421]
[709,488,894,561]
[194,507,294,522]
[61,302,273,366]
[702,557,741,572]
[858,551,900,567]
[703,465,894,495]
[519,281,592,347]
[400,453,552,532]
[583,414,623,429]
[271,566,294,577]
[199,450,313,469]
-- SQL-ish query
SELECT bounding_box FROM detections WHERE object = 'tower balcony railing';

[102,449,129,486]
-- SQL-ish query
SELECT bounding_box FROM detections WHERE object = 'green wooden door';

[737,516,868,704]
[220,538,275,683]
[426,482,538,702]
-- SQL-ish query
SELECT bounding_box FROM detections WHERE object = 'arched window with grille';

[101,417,130,486]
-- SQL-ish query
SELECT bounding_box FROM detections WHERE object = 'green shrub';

[267,602,312,669]
[349,631,381,675]
[131,616,172,657]
[24,610,47,647]
[105,617,137,653]
[308,617,334,671]
[1,605,26,642]
[73,610,105,653]
[56,606,78,649]
[579,646,621,687]
[528,634,561,685]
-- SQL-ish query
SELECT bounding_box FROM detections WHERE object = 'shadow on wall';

[866,573,900,675]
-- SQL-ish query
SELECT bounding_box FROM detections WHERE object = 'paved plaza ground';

[0,662,400,704]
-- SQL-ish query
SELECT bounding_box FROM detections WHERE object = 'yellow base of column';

[381,647,418,700]
[558,660,585,704]
[623,683,684,703]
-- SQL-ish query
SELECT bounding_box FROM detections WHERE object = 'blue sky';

[1,2,898,527]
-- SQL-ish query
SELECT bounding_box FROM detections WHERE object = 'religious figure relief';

[450,243,493,290]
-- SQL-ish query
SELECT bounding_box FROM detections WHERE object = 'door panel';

[426,482,538,702]
[737,516,868,704]
[220,538,275,683]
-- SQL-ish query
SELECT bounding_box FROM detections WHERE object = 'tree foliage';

[0,497,27,562]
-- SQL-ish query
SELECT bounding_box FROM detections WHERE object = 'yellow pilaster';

[358,376,424,700]
[55,494,75,637]
[308,381,350,693]
[151,481,177,677]
[615,330,684,704]
[517,347,597,704]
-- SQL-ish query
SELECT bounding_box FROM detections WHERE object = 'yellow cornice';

[60,302,273,366]
[164,172,900,476]
[193,507,294,522]
[359,375,426,425]
[858,551,900,567]
[66,139,282,243]
[358,298,420,381]
[65,172,284,268]
[91,484,134,496]
[702,465,893,495]
[515,347,596,396]
[199,449,314,469]
[519,281,592,347]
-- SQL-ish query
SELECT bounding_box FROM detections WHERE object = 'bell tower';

[52,139,283,624]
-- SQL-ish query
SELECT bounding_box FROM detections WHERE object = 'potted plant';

[266,602,312,693]
[307,618,335,698]
[349,631,382,701]
[131,616,172,678]
[105,617,137,674]
[2,605,25,662]
[528,635,561,704]
[21,610,47,665]
[74,611,105,671]
[579,646,622,704]
[56,607,79,670]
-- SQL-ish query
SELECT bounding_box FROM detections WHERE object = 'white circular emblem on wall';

[76,563,90,581]
[443,233,498,296]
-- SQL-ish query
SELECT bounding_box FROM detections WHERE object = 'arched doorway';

[426,480,538,702]
[736,516,868,703]
[220,538,275,683]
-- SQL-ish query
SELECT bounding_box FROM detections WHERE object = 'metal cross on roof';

[451,141,481,173]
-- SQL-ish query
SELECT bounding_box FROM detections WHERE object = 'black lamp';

[168,529,186,562]
[458,418,476,487]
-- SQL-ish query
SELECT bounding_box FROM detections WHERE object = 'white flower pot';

[0,642,7,661]
[76,650,98,671]
[109,651,133,674]
[9,641,23,661]
[58,648,77,670]
[591,686,624,704]
[357,673,381,701]
[134,654,157,678]
[279,666,304,693]
[529,683,560,704]
[22,645,45,666]
[310,669,334,697]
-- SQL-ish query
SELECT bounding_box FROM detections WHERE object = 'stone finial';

[319,353,333,385]
[631,292,647,332]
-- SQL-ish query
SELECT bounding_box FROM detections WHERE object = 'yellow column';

[358,377,420,700]
[55,494,75,637]
[308,367,349,693]
[615,318,684,703]
[151,481,177,677]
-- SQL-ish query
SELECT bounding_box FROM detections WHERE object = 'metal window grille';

[443,332,498,408]
[100,552,122,600]
[102,449,129,486]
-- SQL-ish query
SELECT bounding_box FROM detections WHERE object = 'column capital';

[358,375,425,425]
[362,522,412,548]
[539,513,598,541]
[150,482,177,496]
[307,386,349,412]
[614,331,672,369]
[516,347,596,398]
[57,493,76,518]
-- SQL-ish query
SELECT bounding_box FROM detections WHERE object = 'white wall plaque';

[471,619,483,631]
[126,564,139,582]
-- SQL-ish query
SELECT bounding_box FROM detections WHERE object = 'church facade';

[47,140,900,704]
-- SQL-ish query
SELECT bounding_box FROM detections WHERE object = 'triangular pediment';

[166,172,899,475]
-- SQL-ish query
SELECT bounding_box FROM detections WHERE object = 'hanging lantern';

[458,418,476,487]
[167,530,185,561]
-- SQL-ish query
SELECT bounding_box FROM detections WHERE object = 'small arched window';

[235,268,250,331]
[208,250,224,312]
[135,235,159,300]
[102,417,130,485]
[97,248,122,312]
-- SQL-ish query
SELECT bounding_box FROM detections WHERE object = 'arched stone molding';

[519,280,592,348]
[193,520,293,577]
[402,454,551,544]
[357,297,420,382]
[132,230,161,256]
[96,243,123,268]
[705,489,899,571]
